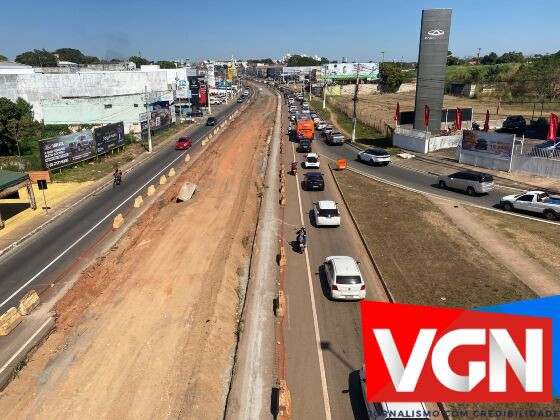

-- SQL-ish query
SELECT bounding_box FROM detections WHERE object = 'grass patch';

[333,168,536,309]
[466,206,560,275]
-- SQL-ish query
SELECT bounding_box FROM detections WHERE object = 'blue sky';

[2,0,559,62]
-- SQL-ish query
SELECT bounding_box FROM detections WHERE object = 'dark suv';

[303,172,325,191]
[502,115,526,133]
[298,139,312,153]
[206,117,217,126]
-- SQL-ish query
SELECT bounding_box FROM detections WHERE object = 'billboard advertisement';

[227,67,233,83]
[461,130,514,160]
[207,63,216,87]
[413,9,452,134]
[94,122,125,155]
[320,63,379,79]
[199,83,207,106]
[140,104,174,135]
[188,76,200,107]
[39,130,95,170]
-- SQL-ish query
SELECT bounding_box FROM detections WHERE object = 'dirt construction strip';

[0,88,276,419]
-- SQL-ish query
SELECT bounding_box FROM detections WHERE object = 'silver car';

[437,171,494,196]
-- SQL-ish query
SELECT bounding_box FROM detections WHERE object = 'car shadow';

[317,265,333,300]
[348,369,370,420]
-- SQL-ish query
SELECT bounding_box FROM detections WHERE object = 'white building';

[0,61,35,75]
[0,65,196,130]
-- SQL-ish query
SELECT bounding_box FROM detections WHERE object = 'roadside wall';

[428,134,461,152]
[457,148,511,171]
[511,155,560,180]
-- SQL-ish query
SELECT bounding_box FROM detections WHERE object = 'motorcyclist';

[297,226,307,251]
[291,161,298,174]
[113,168,122,186]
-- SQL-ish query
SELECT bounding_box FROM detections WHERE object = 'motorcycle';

[291,161,298,175]
[113,174,122,187]
[297,229,307,252]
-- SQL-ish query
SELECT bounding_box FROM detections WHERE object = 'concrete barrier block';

[276,291,286,318]
[168,168,176,177]
[202,138,208,146]
[184,153,191,162]
[147,185,156,196]
[18,290,40,316]
[277,379,291,420]
[214,128,218,135]
[280,245,287,267]
[159,175,167,185]
[113,213,124,229]
[177,182,197,202]
[0,307,22,336]
[134,195,144,208]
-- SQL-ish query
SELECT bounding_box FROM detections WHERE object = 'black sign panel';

[94,122,125,155]
[39,130,95,170]
[413,9,452,134]
[37,179,48,190]
[188,76,200,108]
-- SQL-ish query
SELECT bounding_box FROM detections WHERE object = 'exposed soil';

[0,89,276,419]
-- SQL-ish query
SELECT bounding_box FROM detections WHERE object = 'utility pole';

[477,47,481,63]
[381,51,385,63]
[351,63,361,143]
[322,66,327,109]
[309,69,312,101]
[145,86,152,153]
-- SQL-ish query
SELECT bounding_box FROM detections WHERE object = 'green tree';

[379,63,404,93]
[0,54,8,61]
[156,60,177,69]
[0,97,40,155]
[286,55,327,67]
[15,49,57,67]
[497,51,524,64]
[480,52,498,65]
[129,56,151,67]
[83,55,100,64]
[54,48,86,64]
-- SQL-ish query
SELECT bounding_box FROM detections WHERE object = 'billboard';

[199,82,207,106]
[140,104,174,135]
[188,76,200,107]
[207,63,216,87]
[461,130,514,160]
[320,63,379,79]
[227,67,233,83]
[94,122,125,155]
[39,130,95,170]
[413,9,452,134]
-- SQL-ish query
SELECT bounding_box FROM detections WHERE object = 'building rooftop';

[0,61,32,69]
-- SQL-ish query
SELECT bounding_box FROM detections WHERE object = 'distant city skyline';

[2,0,560,63]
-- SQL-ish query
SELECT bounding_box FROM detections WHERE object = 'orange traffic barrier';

[337,159,347,170]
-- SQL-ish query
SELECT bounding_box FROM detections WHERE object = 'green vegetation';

[379,62,404,93]
[0,54,8,61]
[247,58,276,65]
[445,63,520,84]
[156,60,176,69]
[15,49,57,67]
[54,48,99,64]
[286,55,330,67]
[128,56,151,67]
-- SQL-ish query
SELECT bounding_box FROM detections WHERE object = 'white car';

[304,153,320,168]
[316,121,327,130]
[324,256,365,300]
[313,200,340,227]
[360,366,429,420]
[357,148,391,166]
[289,105,297,112]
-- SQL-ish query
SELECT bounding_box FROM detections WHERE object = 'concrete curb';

[0,313,55,391]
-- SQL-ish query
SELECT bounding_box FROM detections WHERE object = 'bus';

[295,114,315,141]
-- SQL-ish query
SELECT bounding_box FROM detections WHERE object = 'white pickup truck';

[500,191,560,220]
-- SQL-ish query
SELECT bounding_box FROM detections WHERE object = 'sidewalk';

[0,120,200,257]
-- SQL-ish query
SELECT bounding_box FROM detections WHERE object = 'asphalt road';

[283,107,389,419]
[0,96,246,311]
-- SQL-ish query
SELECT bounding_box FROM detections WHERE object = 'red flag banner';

[394,102,400,123]
[456,107,462,130]
[424,105,430,127]
[483,109,490,132]
[547,113,558,141]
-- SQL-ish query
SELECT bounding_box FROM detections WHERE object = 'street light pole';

[381,51,385,63]
[351,63,361,143]
[145,85,152,153]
